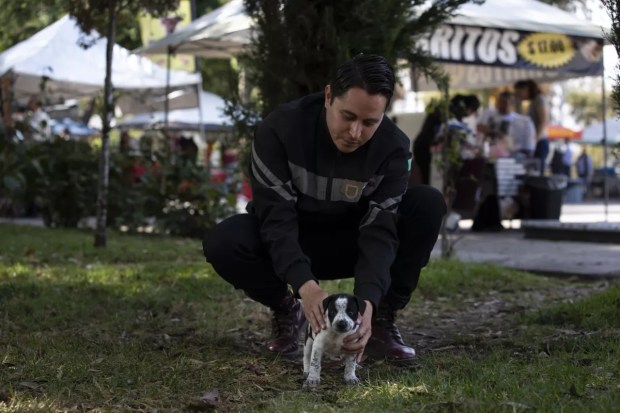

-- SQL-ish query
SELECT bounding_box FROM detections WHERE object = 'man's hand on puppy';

[342,300,373,363]
[298,280,329,334]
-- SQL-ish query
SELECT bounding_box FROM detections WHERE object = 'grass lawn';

[0,224,619,412]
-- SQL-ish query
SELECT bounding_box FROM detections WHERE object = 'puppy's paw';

[344,376,360,385]
[303,378,320,388]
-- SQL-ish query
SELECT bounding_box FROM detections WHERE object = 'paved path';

[434,200,620,279]
[432,230,620,279]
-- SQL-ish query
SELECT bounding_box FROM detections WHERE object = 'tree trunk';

[94,0,116,248]
[1,75,15,139]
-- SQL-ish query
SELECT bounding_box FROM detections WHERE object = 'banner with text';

[414,24,604,90]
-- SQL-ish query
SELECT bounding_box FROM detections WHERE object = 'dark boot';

[366,303,415,363]
[266,295,305,356]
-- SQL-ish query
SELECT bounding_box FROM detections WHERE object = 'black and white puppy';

[303,294,367,387]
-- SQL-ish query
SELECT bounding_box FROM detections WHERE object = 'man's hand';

[298,281,329,334]
[342,300,373,363]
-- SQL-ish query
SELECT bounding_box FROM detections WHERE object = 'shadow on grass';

[2,224,620,412]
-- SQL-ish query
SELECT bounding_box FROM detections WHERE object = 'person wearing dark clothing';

[412,109,441,185]
[203,54,446,364]
[576,147,594,197]
[413,94,480,185]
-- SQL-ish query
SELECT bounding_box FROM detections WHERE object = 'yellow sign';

[139,0,195,72]
[517,32,574,69]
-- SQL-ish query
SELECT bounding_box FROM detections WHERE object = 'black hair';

[514,79,541,98]
[463,94,480,112]
[498,91,514,100]
[329,54,395,108]
[450,94,480,120]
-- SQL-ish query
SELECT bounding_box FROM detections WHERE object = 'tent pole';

[164,45,172,129]
[164,45,175,163]
[601,65,609,222]
[196,82,206,163]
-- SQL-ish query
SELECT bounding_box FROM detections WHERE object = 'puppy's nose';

[335,320,349,332]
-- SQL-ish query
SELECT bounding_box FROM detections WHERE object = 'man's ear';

[355,296,367,316]
[324,84,331,109]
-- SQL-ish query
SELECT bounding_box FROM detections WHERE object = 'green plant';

[154,159,238,238]
[0,139,29,216]
[425,96,466,259]
[24,139,99,227]
[108,148,238,238]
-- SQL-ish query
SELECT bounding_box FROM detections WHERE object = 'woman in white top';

[514,79,549,175]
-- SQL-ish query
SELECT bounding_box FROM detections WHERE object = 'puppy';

[303,294,367,387]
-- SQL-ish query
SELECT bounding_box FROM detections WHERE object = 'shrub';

[108,154,237,238]
[2,138,238,236]
[24,140,99,227]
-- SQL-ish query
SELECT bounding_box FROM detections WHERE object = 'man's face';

[514,87,528,100]
[496,95,513,115]
[324,85,386,153]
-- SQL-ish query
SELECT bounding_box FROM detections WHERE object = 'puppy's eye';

[347,310,356,318]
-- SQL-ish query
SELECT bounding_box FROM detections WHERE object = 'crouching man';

[203,54,446,364]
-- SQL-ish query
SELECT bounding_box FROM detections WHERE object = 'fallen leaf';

[246,363,265,376]
[19,381,40,390]
[201,388,220,408]
[406,384,430,394]
[186,358,205,367]
[503,401,531,410]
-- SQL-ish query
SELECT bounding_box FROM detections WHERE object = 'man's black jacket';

[248,92,411,309]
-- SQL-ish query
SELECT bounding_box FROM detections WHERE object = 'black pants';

[203,185,446,310]
[413,144,431,185]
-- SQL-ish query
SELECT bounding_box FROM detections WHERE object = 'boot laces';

[271,300,299,336]
[375,308,404,341]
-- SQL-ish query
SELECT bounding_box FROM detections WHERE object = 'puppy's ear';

[322,295,335,312]
[354,296,367,317]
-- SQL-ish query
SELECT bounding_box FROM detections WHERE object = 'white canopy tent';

[134,0,251,58]
[581,118,620,145]
[136,0,613,215]
[0,15,202,106]
[117,90,231,133]
[136,0,605,90]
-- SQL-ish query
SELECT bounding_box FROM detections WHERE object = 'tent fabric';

[116,90,231,132]
[545,124,582,140]
[447,0,604,39]
[136,0,605,91]
[0,15,201,104]
[581,118,620,144]
[134,0,250,58]
[50,117,99,137]
[413,0,605,90]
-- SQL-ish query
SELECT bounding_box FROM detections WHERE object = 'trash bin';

[524,175,567,219]
[564,179,584,203]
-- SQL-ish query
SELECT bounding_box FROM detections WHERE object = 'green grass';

[1,223,619,412]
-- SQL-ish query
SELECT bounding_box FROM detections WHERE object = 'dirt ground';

[407,281,613,354]
[232,280,614,360]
